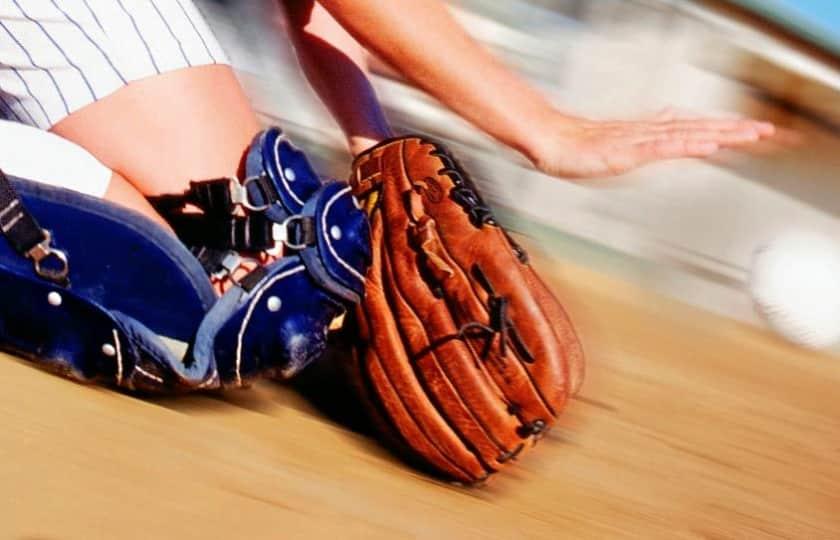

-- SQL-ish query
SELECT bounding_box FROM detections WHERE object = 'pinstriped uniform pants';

[0,0,229,129]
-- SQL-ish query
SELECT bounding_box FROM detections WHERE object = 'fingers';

[639,139,720,159]
[646,107,776,135]
[615,117,775,160]
[650,118,774,136]
[538,111,778,178]
[635,127,760,147]
[611,139,719,173]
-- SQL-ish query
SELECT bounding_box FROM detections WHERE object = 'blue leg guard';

[0,176,218,392]
[0,128,370,392]
[195,180,369,385]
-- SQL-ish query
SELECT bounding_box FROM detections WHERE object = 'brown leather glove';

[348,137,584,484]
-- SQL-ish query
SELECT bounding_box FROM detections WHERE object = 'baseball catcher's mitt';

[348,137,585,484]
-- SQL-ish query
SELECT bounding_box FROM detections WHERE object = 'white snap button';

[330,225,342,240]
[102,343,117,357]
[284,167,296,182]
[47,292,62,307]
[267,296,282,312]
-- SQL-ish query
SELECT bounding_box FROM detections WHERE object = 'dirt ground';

[0,251,838,539]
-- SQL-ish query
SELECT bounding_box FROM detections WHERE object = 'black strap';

[239,264,269,292]
[168,213,275,252]
[192,246,238,277]
[148,178,235,217]
[0,170,46,255]
[0,170,69,285]
[246,172,281,209]
[165,213,317,253]
[149,174,284,218]
[283,215,317,250]
[148,176,316,283]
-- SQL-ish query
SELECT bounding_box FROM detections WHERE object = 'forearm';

[316,0,559,156]
[286,0,773,179]
[283,0,392,155]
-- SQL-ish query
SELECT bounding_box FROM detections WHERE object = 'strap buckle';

[210,250,243,282]
[272,215,310,251]
[231,176,271,212]
[27,231,69,284]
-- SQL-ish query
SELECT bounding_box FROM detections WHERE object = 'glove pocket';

[410,216,556,430]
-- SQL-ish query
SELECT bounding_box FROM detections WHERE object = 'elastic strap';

[166,213,274,252]
[148,177,235,217]
[166,213,317,253]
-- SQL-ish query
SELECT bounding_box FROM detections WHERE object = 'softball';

[750,229,840,350]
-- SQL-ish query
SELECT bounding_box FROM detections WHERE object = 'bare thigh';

[104,171,171,230]
[51,65,261,203]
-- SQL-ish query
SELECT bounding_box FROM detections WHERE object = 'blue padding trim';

[245,127,322,223]
[197,255,347,385]
[304,181,370,300]
[5,177,216,342]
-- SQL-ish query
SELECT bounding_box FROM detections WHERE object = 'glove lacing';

[420,142,550,442]
[429,147,496,228]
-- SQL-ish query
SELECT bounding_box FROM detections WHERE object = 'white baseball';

[750,230,840,350]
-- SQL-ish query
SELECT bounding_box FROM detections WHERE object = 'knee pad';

[0,128,370,392]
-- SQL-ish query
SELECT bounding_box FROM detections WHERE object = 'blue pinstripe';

[4,69,51,126]
[0,21,61,123]
[81,0,105,33]
[149,0,191,67]
[13,0,98,102]
[0,94,23,122]
[175,0,216,64]
[0,0,225,128]
[6,93,38,125]
[116,0,160,74]
[52,0,127,85]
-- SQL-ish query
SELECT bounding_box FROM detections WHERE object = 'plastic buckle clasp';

[272,215,309,251]
[229,176,270,213]
[27,231,69,284]
[210,251,244,283]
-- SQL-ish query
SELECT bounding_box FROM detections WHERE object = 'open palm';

[527,110,775,179]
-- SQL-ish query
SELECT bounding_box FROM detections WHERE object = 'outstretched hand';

[525,109,776,179]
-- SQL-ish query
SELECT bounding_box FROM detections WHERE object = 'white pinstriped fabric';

[0,0,229,129]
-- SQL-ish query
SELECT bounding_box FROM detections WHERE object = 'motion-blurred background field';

[200,0,840,342]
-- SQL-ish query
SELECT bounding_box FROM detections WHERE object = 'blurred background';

[2,4,839,537]
[197,0,840,338]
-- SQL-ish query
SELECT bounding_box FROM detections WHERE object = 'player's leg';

[48,65,266,293]
[0,119,168,227]
[50,64,260,198]
[102,171,171,229]
[0,2,370,388]
[0,0,252,221]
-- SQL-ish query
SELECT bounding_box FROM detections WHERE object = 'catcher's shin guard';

[193,179,370,385]
[150,127,371,385]
[0,174,218,392]
[0,128,370,392]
